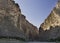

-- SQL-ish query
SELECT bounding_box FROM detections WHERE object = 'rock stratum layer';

[0,0,39,41]
[39,0,60,41]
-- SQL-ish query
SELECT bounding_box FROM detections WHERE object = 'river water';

[0,39,59,43]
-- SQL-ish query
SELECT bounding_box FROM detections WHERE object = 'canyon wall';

[0,0,39,41]
[39,0,60,41]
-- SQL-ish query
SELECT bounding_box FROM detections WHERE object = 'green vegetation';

[49,37,60,42]
[0,36,25,41]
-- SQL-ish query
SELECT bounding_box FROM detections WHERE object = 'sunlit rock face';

[0,0,21,28]
[39,0,60,41]
[40,0,60,30]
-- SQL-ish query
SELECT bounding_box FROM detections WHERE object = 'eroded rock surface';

[39,0,60,41]
[0,0,39,41]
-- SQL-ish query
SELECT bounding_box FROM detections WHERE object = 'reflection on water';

[0,41,59,43]
[28,42,59,43]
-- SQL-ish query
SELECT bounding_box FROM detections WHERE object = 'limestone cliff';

[40,0,60,30]
[39,0,60,41]
[0,0,39,41]
[0,0,25,39]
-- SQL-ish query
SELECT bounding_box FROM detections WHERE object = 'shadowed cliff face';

[20,14,39,41]
[39,0,60,41]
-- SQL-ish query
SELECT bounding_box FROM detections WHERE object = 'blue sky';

[14,0,57,28]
